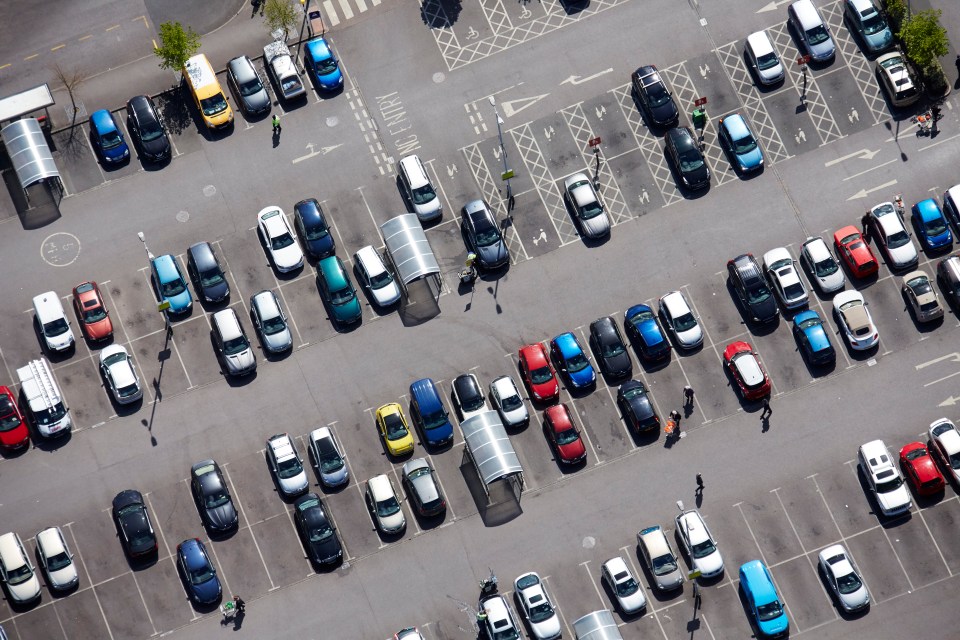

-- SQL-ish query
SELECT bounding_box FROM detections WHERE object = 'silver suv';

[212,309,256,376]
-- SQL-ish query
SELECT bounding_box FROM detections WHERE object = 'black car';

[126,95,171,163]
[630,65,679,128]
[187,242,230,304]
[111,490,157,558]
[727,254,779,324]
[589,316,632,378]
[664,127,710,190]
[190,459,238,532]
[617,380,659,432]
[293,198,336,259]
[451,373,485,420]
[293,493,343,566]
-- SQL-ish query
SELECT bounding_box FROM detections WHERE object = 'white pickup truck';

[263,40,306,101]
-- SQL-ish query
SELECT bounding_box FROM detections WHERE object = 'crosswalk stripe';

[322,0,340,26]
[371,0,381,4]
[337,0,354,20]
[355,0,368,11]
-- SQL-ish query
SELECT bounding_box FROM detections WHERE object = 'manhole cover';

[583,536,596,549]
[326,116,339,128]
[40,232,81,267]
[176,210,190,223]
[433,72,445,83]
[202,185,216,197]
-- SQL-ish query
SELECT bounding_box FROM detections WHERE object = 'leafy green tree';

[263,0,300,39]
[883,0,907,33]
[899,9,949,93]
[153,21,202,72]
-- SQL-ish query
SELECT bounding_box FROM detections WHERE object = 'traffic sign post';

[692,97,708,130]
[796,55,811,105]
[588,137,602,188]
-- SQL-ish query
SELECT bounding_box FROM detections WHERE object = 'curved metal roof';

[1,118,59,189]
[572,610,623,640]
[460,411,522,486]
[380,214,440,285]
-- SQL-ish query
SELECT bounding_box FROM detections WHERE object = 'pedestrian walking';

[760,397,772,420]
[955,53,960,76]
[234,595,245,614]
[860,211,871,239]
[683,385,694,408]
[695,473,704,496]
[272,114,281,134]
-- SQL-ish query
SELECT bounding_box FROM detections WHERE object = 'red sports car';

[72,281,113,341]
[833,226,879,279]
[543,404,586,464]
[518,343,559,403]
[723,341,771,400]
[0,386,29,450]
[900,441,945,495]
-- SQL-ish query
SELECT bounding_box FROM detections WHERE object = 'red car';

[900,441,945,495]
[72,281,113,341]
[0,386,29,450]
[833,226,878,279]
[543,404,586,464]
[518,343,559,402]
[723,341,771,400]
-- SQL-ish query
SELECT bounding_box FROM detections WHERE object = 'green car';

[317,256,362,325]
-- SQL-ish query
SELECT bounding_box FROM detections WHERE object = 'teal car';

[317,256,361,325]
[739,560,789,638]
[151,254,192,315]
[718,114,763,174]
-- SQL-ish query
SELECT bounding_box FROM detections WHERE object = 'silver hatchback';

[226,55,271,116]
[250,290,292,354]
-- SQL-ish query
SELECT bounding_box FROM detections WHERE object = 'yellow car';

[376,403,415,457]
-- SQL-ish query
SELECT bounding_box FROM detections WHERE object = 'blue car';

[303,38,343,91]
[409,378,454,447]
[844,0,893,54]
[739,560,789,638]
[624,304,671,362]
[176,538,221,604]
[792,310,835,366]
[293,198,335,258]
[151,254,193,315]
[89,109,130,164]
[718,113,763,174]
[913,198,953,251]
[549,332,596,389]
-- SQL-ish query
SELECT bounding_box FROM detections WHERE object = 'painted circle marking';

[40,232,81,267]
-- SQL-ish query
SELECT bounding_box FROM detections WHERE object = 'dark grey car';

[462,199,508,269]
[226,55,271,116]
[664,127,710,190]
[190,460,238,532]
[126,95,170,163]
[187,242,230,303]
[589,316,632,378]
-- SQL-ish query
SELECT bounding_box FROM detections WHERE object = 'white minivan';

[788,0,836,62]
[16,358,71,438]
[398,154,442,222]
[33,292,74,352]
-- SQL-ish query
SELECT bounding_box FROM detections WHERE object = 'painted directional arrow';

[846,179,898,200]
[757,0,792,12]
[500,94,550,118]
[321,144,343,154]
[559,68,613,86]
[939,395,960,407]
[916,352,960,370]
[824,148,881,167]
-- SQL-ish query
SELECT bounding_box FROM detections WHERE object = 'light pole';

[488,96,515,212]
[137,231,154,261]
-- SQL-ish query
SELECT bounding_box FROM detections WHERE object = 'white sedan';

[564,173,610,238]
[763,247,808,309]
[99,344,142,404]
[513,572,562,640]
[833,290,878,350]
[800,236,844,293]
[659,290,703,350]
[675,502,723,578]
[870,202,917,270]
[490,375,528,427]
[929,418,960,483]
[258,207,304,273]
[600,556,646,614]
[35,526,79,591]
[818,544,869,612]
[354,245,401,307]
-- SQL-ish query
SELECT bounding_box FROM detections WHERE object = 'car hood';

[694,551,724,577]
[887,242,918,267]
[737,146,763,170]
[877,485,911,512]
[308,531,343,563]
[683,163,710,189]
[316,66,343,89]
[650,100,679,126]
[192,574,222,603]
[306,234,335,258]
[48,563,79,589]
[202,279,230,303]
[501,403,529,426]
[371,280,401,307]
[103,141,129,161]
[141,135,169,160]
[332,297,362,322]
[273,244,304,270]
[7,574,40,602]
[262,327,292,353]
[423,420,454,444]
[224,350,256,374]
[758,612,789,636]
[655,567,684,590]
[818,268,845,292]
[320,464,349,487]
[839,584,870,610]
[168,289,192,312]
[677,324,703,348]
[619,588,647,612]
[531,615,562,638]
[580,212,611,238]
[758,61,784,83]
[379,510,405,532]
[279,472,308,495]
[206,501,238,530]
[808,37,835,61]
[864,29,893,52]
[569,365,596,387]
[476,241,509,267]
[558,438,586,460]
[243,89,271,113]
[47,328,75,350]
[749,295,779,322]
[85,316,113,340]
[604,351,632,375]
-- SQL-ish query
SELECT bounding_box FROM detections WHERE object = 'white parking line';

[129,569,159,636]
[101,285,156,404]
[578,560,607,608]
[733,501,769,566]
[138,267,193,389]
[619,545,670,639]
[64,523,116,640]
[355,186,386,249]
[222,464,278,590]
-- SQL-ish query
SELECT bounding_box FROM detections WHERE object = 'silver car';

[818,544,869,612]
[659,290,703,350]
[308,426,349,487]
[870,202,917,270]
[35,527,78,591]
[637,525,683,592]
[226,55,271,115]
[212,309,257,376]
[401,458,445,517]
[250,290,292,353]
[675,502,723,579]
[99,344,143,404]
[564,173,610,238]
[266,433,309,497]
[490,375,528,428]
[800,236,845,293]
[902,271,943,322]
[745,30,784,85]
[462,199,509,268]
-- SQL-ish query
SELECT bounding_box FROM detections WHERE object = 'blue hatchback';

[718,114,763,173]
[176,539,221,605]
[152,254,193,315]
[913,199,953,250]
[409,378,454,447]
[624,304,671,361]
[304,38,343,91]
[792,310,835,366]
[739,560,789,638]
[549,332,596,389]
[89,109,130,164]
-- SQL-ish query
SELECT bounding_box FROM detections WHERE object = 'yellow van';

[182,53,233,130]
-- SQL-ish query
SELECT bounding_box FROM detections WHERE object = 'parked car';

[899,441,945,496]
[718,113,763,173]
[513,572,561,640]
[317,256,362,325]
[875,51,920,107]
[0,532,40,604]
[190,459,238,532]
[664,127,709,190]
[408,378,454,447]
[263,40,305,101]
[518,343,560,402]
[550,332,596,389]
[89,109,130,164]
[72,281,113,341]
[211,308,257,376]
[376,403,415,457]
[724,342,771,400]
[788,0,835,62]
[858,439,912,517]
[126,95,170,162]
[675,503,724,578]
[745,30,785,85]
[176,538,221,604]
[451,373,487,421]
[834,226,878,278]
[294,493,343,566]
[792,310,836,366]
[186,241,230,304]
[226,55,271,116]
[589,316,631,378]
[303,37,344,90]
[800,236,845,293]
[308,426,349,488]
[833,290,879,350]
[739,559,789,637]
[902,271,943,322]
[937,255,960,307]
[624,304,671,361]
[293,198,335,259]
[818,544,870,612]
[617,380,659,432]
[844,0,893,53]
[33,291,74,353]
[111,490,157,558]
[0,387,29,450]
[365,474,405,534]
[563,173,610,238]
[258,207,304,273]
[401,458,446,517]
[869,201,917,270]
[151,254,193,315]
[249,289,292,353]
[659,290,704,350]
[637,525,683,592]
[929,418,960,484]
[266,433,309,497]
[462,199,509,268]
[912,198,953,251]
[763,247,808,310]
[600,556,646,614]
[354,246,401,307]
[728,254,779,324]
[398,154,442,222]
[478,594,521,640]
[35,526,78,591]
[99,344,143,404]
[630,64,679,127]
[543,404,586,464]
[490,375,528,428]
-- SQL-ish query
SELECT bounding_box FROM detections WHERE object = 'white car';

[263,41,305,101]
[354,245,401,307]
[870,202,917,270]
[745,30,784,85]
[902,271,943,323]
[0,532,41,604]
[763,248,808,310]
[265,433,309,497]
[637,525,683,592]
[600,556,646,614]
[258,207,304,273]
[366,474,405,534]
[800,236,845,293]
[929,418,960,484]
[35,526,78,591]
[658,290,703,350]
[479,594,522,640]
[490,375,528,428]
[250,289,292,354]
[564,172,610,239]
[818,544,869,612]
[99,344,143,404]
[675,502,723,579]
[451,373,487,423]
[308,426,349,488]
[833,291,878,350]
[513,572,561,640]
[858,439,911,517]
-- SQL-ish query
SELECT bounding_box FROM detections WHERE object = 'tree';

[49,63,87,142]
[153,21,202,72]
[899,9,949,94]
[263,0,300,39]
[883,0,907,33]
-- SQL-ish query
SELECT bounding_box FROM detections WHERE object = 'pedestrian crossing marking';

[323,0,340,26]
[337,0,355,20]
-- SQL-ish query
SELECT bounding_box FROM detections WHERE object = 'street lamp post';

[137,231,154,261]
[488,96,515,212]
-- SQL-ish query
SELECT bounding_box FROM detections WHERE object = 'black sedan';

[190,459,238,532]
[126,95,171,163]
[589,316,632,378]
[664,127,710,190]
[617,380,659,432]
[294,493,343,566]
[112,490,157,558]
[630,65,679,128]
[293,198,336,259]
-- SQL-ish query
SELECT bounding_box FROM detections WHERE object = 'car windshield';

[757,600,784,621]
[490,625,519,640]
[837,570,863,594]
[161,277,186,298]
[369,269,394,289]
[475,225,502,247]
[262,312,287,335]
[411,184,437,205]
[673,312,697,332]
[139,118,164,142]
[0,399,21,431]
[6,563,33,585]
[315,57,339,75]
[646,82,671,107]
[691,538,717,559]
[200,268,224,288]
[304,223,329,241]
[419,407,447,430]
[806,25,830,46]
[382,414,408,440]
[189,565,215,585]
[784,283,805,299]
[46,550,72,572]
[223,335,249,356]
[118,383,140,399]
[579,198,604,220]
[271,232,294,251]
[315,440,345,472]
[555,427,579,446]
[103,352,125,368]
[904,447,926,461]
[500,394,523,412]
[281,76,303,94]
[330,285,355,306]
[798,317,820,331]
[876,476,903,493]
[652,553,678,576]
[529,366,553,385]
[622,386,646,401]
[601,340,625,358]
[100,129,123,149]
[631,309,655,324]
[924,217,948,236]
[205,491,230,508]
[565,353,590,373]
[948,451,960,469]
[36,402,66,426]
[83,305,107,323]
[239,78,263,97]
[528,599,554,622]
[462,392,485,412]
[277,457,303,479]
[43,318,70,336]
[678,148,704,172]
[814,256,839,277]
[862,12,887,35]
[747,284,771,305]
[908,277,932,295]
[887,229,910,248]
[200,94,228,116]
[732,133,758,155]
[614,575,639,596]
[309,523,334,542]
[756,51,779,70]
[376,497,400,517]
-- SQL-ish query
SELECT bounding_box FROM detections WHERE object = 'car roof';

[0,533,26,566]
[36,527,65,555]
[802,236,830,259]
[318,256,348,287]
[462,199,489,216]
[639,525,670,555]
[661,290,690,315]
[739,560,776,600]
[228,55,258,81]
[746,30,775,55]
[916,199,941,221]
[860,439,893,471]
[603,556,630,576]
[252,289,281,315]
[188,242,217,269]
[481,594,512,621]
[677,511,710,544]
[520,343,547,363]
[721,113,749,138]
[306,37,333,61]
[937,428,960,454]
[545,404,572,429]
[106,355,136,387]
[294,198,324,223]
[212,309,242,340]
[91,109,117,131]
[268,433,297,460]
[260,208,288,234]
[355,245,385,274]
[732,351,764,385]
[553,332,580,355]
[453,373,480,396]
[367,474,393,499]
[153,254,181,281]
[127,95,153,117]
[310,426,333,443]
[666,127,695,148]
[491,375,517,396]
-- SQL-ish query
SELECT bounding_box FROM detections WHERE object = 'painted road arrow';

[824,148,881,167]
[500,94,550,118]
[560,68,613,86]
[846,179,898,201]
[757,0,792,12]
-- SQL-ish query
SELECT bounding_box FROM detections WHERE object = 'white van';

[33,292,74,352]
[788,0,835,62]
[16,358,71,438]
[398,154,442,222]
